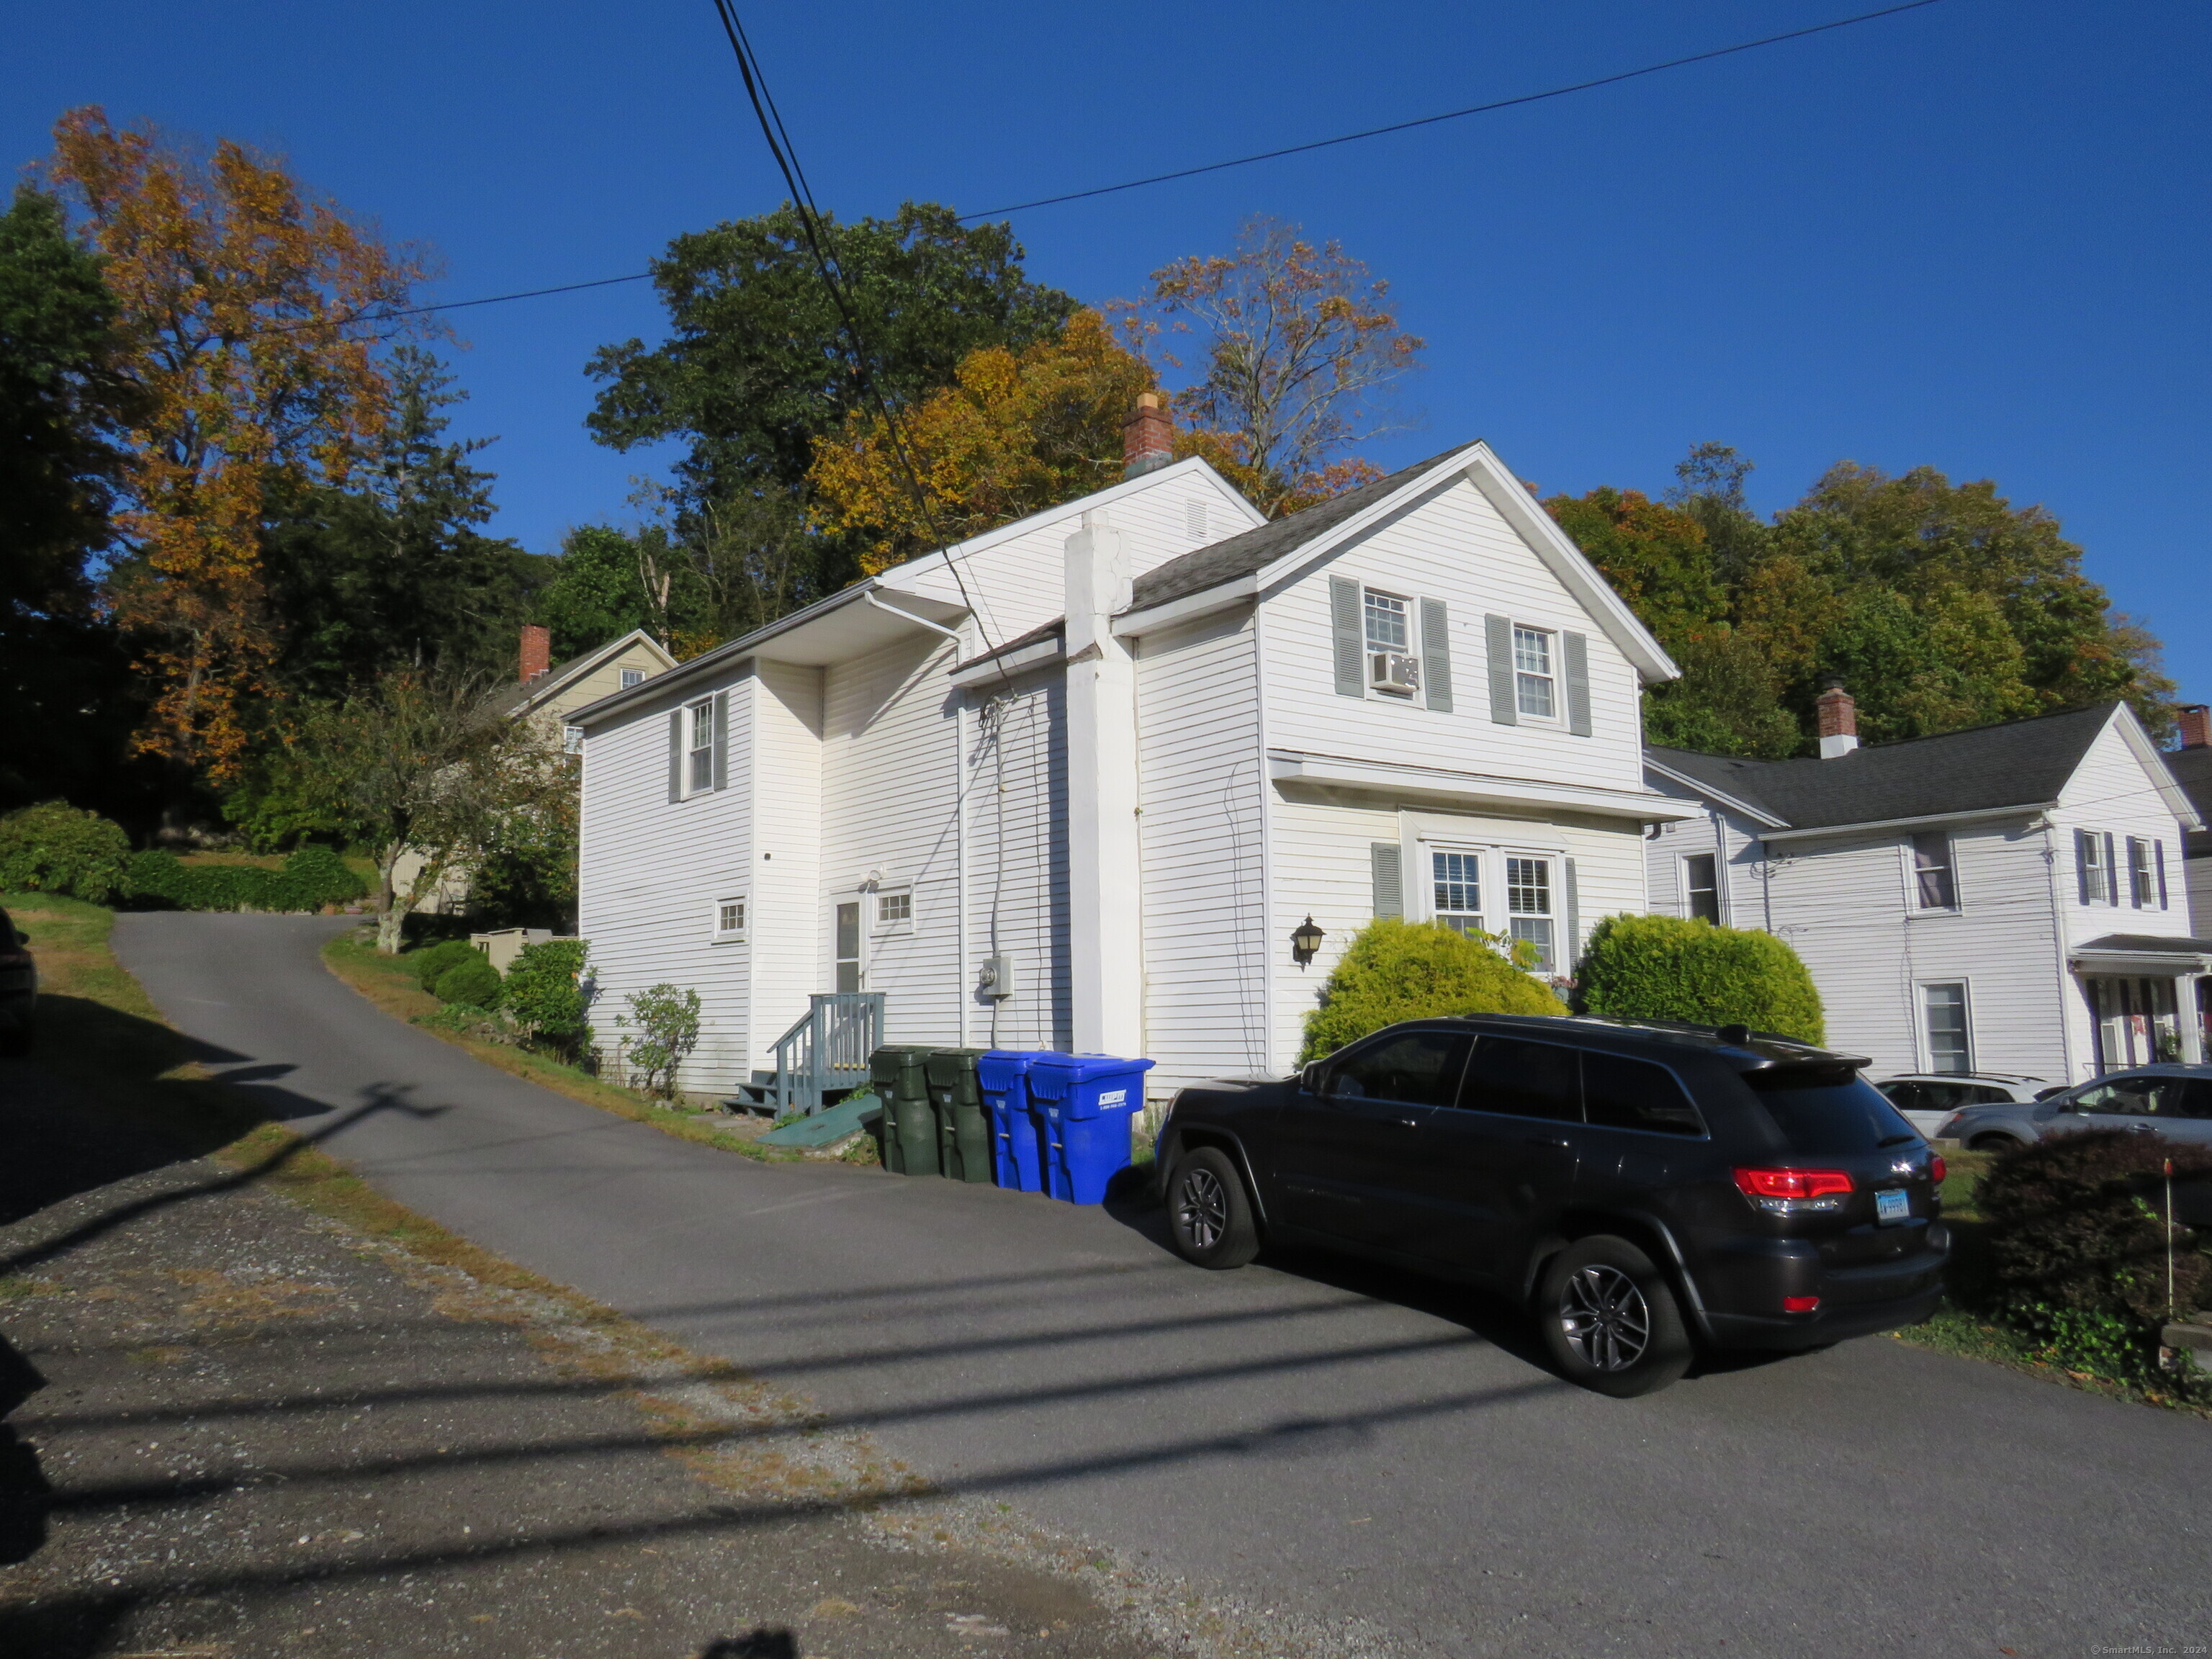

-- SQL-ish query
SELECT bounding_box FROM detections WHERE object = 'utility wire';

[958,0,1950,219]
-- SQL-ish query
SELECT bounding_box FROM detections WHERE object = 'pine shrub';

[1976,1129,2211,1327]
[432,952,503,1010]
[0,802,131,904]
[408,939,480,992]
[1575,913,1825,1044]
[1299,917,1566,1063]
[505,938,590,1053]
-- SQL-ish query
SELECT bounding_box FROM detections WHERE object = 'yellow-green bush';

[1299,917,1566,1062]
[1575,913,1824,1044]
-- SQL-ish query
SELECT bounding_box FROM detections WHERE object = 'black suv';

[0,906,32,1058]
[1155,1014,1946,1396]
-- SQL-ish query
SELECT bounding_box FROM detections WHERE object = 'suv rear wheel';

[1165,1147,1259,1269]
[1537,1236,1692,1398]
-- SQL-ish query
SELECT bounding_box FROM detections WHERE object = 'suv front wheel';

[1537,1236,1693,1398]
[1164,1147,1260,1269]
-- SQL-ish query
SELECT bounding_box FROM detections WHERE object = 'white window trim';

[871,884,916,936]
[1361,585,1420,701]
[1424,845,1488,937]
[1509,621,1564,727]
[711,895,749,943]
[1904,831,1961,914]
[1916,977,1975,1075]
[684,698,715,798]
[619,666,645,689]
[562,724,585,755]
[1680,852,1720,924]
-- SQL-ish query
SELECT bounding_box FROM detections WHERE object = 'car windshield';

[1747,1071,1921,1154]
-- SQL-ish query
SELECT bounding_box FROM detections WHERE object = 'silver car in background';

[1876,1072,2050,1138]
[1936,1065,2212,1153]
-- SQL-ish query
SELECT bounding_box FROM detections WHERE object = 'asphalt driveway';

[111,912,2211,1658]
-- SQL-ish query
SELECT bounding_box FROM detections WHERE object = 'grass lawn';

[319,929,810,1166]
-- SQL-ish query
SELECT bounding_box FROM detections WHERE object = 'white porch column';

[1064,511,1143,1056]
[2181,974,2206,1064]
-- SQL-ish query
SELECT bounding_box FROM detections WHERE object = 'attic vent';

[1185,500,1208,542]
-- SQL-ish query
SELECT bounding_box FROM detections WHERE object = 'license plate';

[1875,1188,1911,1226]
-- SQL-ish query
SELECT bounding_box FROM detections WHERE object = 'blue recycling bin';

[977,1049,1056,1192]
[1024,1054,1156,1204]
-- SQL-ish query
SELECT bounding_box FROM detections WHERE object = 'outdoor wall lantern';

[1290,915,1324,968]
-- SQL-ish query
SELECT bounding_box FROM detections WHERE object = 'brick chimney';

[1815,675,1859,759]
[520,624,551,683]
[1123,393,1172,480]
[2179,703,2211,750]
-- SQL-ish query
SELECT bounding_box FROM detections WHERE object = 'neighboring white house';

[567,423,1692,1100]
[2170,703,2212,938]
[1645,686,2209,1083]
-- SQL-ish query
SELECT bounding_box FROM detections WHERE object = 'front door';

[833,902,862,992]
[1269,1028,1471,1255]
[1403,1033,1582,1274]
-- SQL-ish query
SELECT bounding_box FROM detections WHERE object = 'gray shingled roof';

[2166,745,2212,858]
[1126,446,1475,613]
[956,615,1064,673]
[2073,932,2212,956]
[1650,702,2121,830]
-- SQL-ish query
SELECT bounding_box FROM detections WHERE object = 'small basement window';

[876,890,912,930]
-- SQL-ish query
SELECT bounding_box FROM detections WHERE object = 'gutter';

[1759,802,2058,845]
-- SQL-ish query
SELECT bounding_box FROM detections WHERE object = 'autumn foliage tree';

[42,107,432,784]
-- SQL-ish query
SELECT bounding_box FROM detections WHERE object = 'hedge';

[408,940,480,992]
[0,802,131,903]
[1575,913,1825,1044]
[1299,917,1566,1062]
[432,952,503,1010]
[122,846,368,914]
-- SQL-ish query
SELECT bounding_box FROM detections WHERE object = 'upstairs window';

[2127,837,2163,909]
[686,700,715,793]
[1506,855,1555,973]
[1910,832,1957,910]
[2076,829,2116,905]
[620,667,644,689]
[1363,590,1410,652]
[1683,853,1719,924]
[1512,626,1557,719]
[562,725,585,755]
[1431,851,1483,936]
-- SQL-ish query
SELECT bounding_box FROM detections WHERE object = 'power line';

[956,0,1950,220]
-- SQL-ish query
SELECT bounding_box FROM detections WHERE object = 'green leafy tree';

[1574,914,1824,1044]
[1300,917,1565,1062]
[0,802,131,902]
[617,983,701,1097]
[504,938,591,1056]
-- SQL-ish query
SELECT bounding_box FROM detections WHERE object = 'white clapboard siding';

[747,660,824,1069]
[577,667,757,1094]
[1261,474,1647,797]
[1645,805,1768,930]
[884,466,1260,661]
[967,674,1073,1051]
[818,634,966,1047]
[1136,605,1270,1092]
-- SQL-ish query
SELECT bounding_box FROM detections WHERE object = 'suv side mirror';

[1300,1062,1324,1095]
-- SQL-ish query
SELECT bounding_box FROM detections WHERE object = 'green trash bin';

[870,1046,936,1177]
[925,1048,993,1184]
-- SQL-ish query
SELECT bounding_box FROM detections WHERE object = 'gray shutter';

[2075,830,2094,904]
[1485,613,1516,725]
[711,690,729,791]
[1370,842,1403,918]
[2156,840,2169,908]
[667,709,683,804]
[1563,631,1592,737]
[1563,856,1581,970]
[2103,833,2118,905]
[1330,576,1364,697]
[1419,598,1453,713]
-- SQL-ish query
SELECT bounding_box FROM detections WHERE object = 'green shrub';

[408,939,480,992]
[616,982,701,1096]
[504,938,590,1052]
[1977,1129,2211,1328]
[0,802,131,903]
[1299,917,1567,1063]
[1575,913,1825,1044]
[176,864,281,912]
[432,951,503,1010]
[121,848,192,909]
[272,845,367,911]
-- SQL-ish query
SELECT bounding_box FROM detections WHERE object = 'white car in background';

[1873,1073,2053,1138]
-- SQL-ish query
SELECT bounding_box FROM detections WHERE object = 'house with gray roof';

[565,414,1694,1099]
[2166,703,2212,936]
[1645,687,2208,1084]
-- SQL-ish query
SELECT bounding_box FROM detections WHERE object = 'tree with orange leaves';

[42,107,432,786]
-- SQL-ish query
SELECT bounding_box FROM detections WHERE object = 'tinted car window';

[1748,1074,1918,1154]
[2175,1080,2212,1120]
[1964,1085,2013,1105]
[1880,1081,1933,1112]
[2072,1078,2163,1116]
[1326,1032,1472,1107]
[1459,1036,1579,1122]
[1583,1052,1704,1137]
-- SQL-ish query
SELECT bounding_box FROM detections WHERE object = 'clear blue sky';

[14,1,2208,703]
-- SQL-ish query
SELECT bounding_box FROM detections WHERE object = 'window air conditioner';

[1369,652,1421,694]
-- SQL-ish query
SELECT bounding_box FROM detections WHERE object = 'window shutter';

[1484,613,1516,725]
[1330,577,1364,698]
[1419,598,1452,714]
[667,709,683,804]
[1563,631,1592,737]
[2103,832,2118,905]
[2074,830,2092,904]
[1563,856,1581,968]
[1370,842,1403,918]
[711,690,729,791]
[2156,840,2169,907]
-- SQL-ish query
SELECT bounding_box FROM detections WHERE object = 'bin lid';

[871,1045,935,1069]
[924,1047,989,1083]
[1025,1053,1155,1085]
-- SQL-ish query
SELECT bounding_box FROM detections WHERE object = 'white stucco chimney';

[1062,511,1143,1056]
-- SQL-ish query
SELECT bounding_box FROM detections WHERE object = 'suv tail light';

[1928,1154,1946,1187]
[1733,1166,1853,1215]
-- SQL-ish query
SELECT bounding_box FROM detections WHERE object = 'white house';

[1645,685,2209,1083]
[567,419,1693,1100]
[2169,703,2212,938]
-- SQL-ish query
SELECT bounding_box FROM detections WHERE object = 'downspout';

[2041,816,2079,1080]
[1709,808,1733,925]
